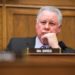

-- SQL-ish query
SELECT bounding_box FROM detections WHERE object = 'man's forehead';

[39,11,58,21]
[39,11,57,18]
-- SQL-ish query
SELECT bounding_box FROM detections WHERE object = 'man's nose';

[45,23,49,29]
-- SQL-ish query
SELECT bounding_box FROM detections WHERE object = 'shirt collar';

[35,36,43,48]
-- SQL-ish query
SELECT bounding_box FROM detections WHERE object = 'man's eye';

[49,22,56,26]
[41,21,46,24]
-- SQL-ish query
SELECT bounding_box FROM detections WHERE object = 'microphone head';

[59,41,67,50]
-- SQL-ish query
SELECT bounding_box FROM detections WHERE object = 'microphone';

[59,41,67,50]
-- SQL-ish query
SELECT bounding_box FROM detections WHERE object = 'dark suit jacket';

[6,37,75,57]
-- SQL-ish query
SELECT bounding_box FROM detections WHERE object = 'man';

[6,6,75,57]
[35,6,62,49]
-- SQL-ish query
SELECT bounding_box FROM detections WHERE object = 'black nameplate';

[26,48,61,54]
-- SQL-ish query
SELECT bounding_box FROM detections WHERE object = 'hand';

[41,33,60,48]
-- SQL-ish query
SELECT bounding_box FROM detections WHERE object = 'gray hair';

[36,6,63,25]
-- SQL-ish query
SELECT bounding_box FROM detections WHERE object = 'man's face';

[35,11,61,40]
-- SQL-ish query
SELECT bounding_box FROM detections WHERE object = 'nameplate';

[26,48,61,54]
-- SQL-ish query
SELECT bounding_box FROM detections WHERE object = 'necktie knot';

[41,45,46,48]
[41,45,49,49]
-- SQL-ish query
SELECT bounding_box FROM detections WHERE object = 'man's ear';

[58,25,62,33]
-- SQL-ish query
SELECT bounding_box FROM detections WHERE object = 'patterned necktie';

[41,45,49,49]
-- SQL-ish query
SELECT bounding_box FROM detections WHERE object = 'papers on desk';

[0,51,15,61]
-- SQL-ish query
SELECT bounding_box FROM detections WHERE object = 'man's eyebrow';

[49,20,57,23]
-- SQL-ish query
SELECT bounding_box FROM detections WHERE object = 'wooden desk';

[0,54,75,75]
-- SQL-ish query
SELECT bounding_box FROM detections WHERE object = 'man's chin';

[40,37,48,45]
